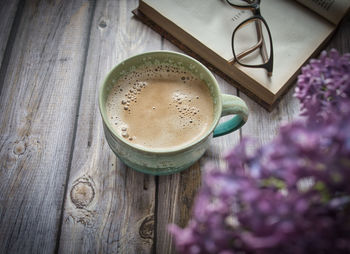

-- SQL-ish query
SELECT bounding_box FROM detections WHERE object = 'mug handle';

[213,94,249,138]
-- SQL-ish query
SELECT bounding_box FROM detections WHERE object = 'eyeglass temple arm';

[256,20,268,63]
[256,20,272,76]
[229,20,268,64]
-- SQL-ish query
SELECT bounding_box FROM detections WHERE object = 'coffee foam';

[106,64,214,149]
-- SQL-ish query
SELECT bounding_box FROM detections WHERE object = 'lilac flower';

[169,50,350,254]
[295,49,350,122]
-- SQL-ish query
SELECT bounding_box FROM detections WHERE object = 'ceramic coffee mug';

[99,51,248,175]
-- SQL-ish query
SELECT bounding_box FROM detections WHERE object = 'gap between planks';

[54,0,98,253]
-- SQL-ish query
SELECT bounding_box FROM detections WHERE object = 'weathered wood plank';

[155,40,241,253]
[156,163,201,254]
[57,0,161,253]
[241,87,299,152]
[325,12,350,53]
[0,0,20,69]
[151,42,197,254]
[0,1,94,253]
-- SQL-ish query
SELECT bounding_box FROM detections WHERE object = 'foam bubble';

[106,62,213,148]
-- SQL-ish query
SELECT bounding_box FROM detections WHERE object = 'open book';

[134,0,350,110]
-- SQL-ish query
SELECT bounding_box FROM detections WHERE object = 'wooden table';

[0,1,349,253]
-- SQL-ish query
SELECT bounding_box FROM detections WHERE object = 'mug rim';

[98,50,222,154]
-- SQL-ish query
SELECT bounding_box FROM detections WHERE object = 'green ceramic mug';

[99,51,248,175]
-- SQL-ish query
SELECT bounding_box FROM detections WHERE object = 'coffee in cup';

[105,64,214,150]
[99,51,249,175]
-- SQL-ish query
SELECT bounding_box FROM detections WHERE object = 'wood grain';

[0,0,94,253]
[0,1,348,253]
[156,163,201,254]
[241,87,299,152]
[325,12,350,53]
[57,0,161,253]
[0,0,20,69]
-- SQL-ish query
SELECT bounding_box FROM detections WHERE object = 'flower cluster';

[169,50,350,254]
[295,49,350,122]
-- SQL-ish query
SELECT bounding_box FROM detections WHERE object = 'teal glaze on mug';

[99,51,249,175]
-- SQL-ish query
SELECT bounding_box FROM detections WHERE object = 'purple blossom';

[169,50,350,254]
[295,49,350,122]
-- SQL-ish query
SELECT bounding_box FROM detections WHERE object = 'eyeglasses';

[226,0,274,76]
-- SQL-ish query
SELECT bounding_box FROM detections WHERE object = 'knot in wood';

[139,215,154,240]
[98,20,107,29]
[70,181,95,209]
[13,141,26,155]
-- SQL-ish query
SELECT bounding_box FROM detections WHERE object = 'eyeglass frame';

[226,0,274,76]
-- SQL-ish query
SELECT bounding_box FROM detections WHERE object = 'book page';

[142,0,252,61]
[240,0,334,94]
[140,0,334,102]
[295,0,350,24]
